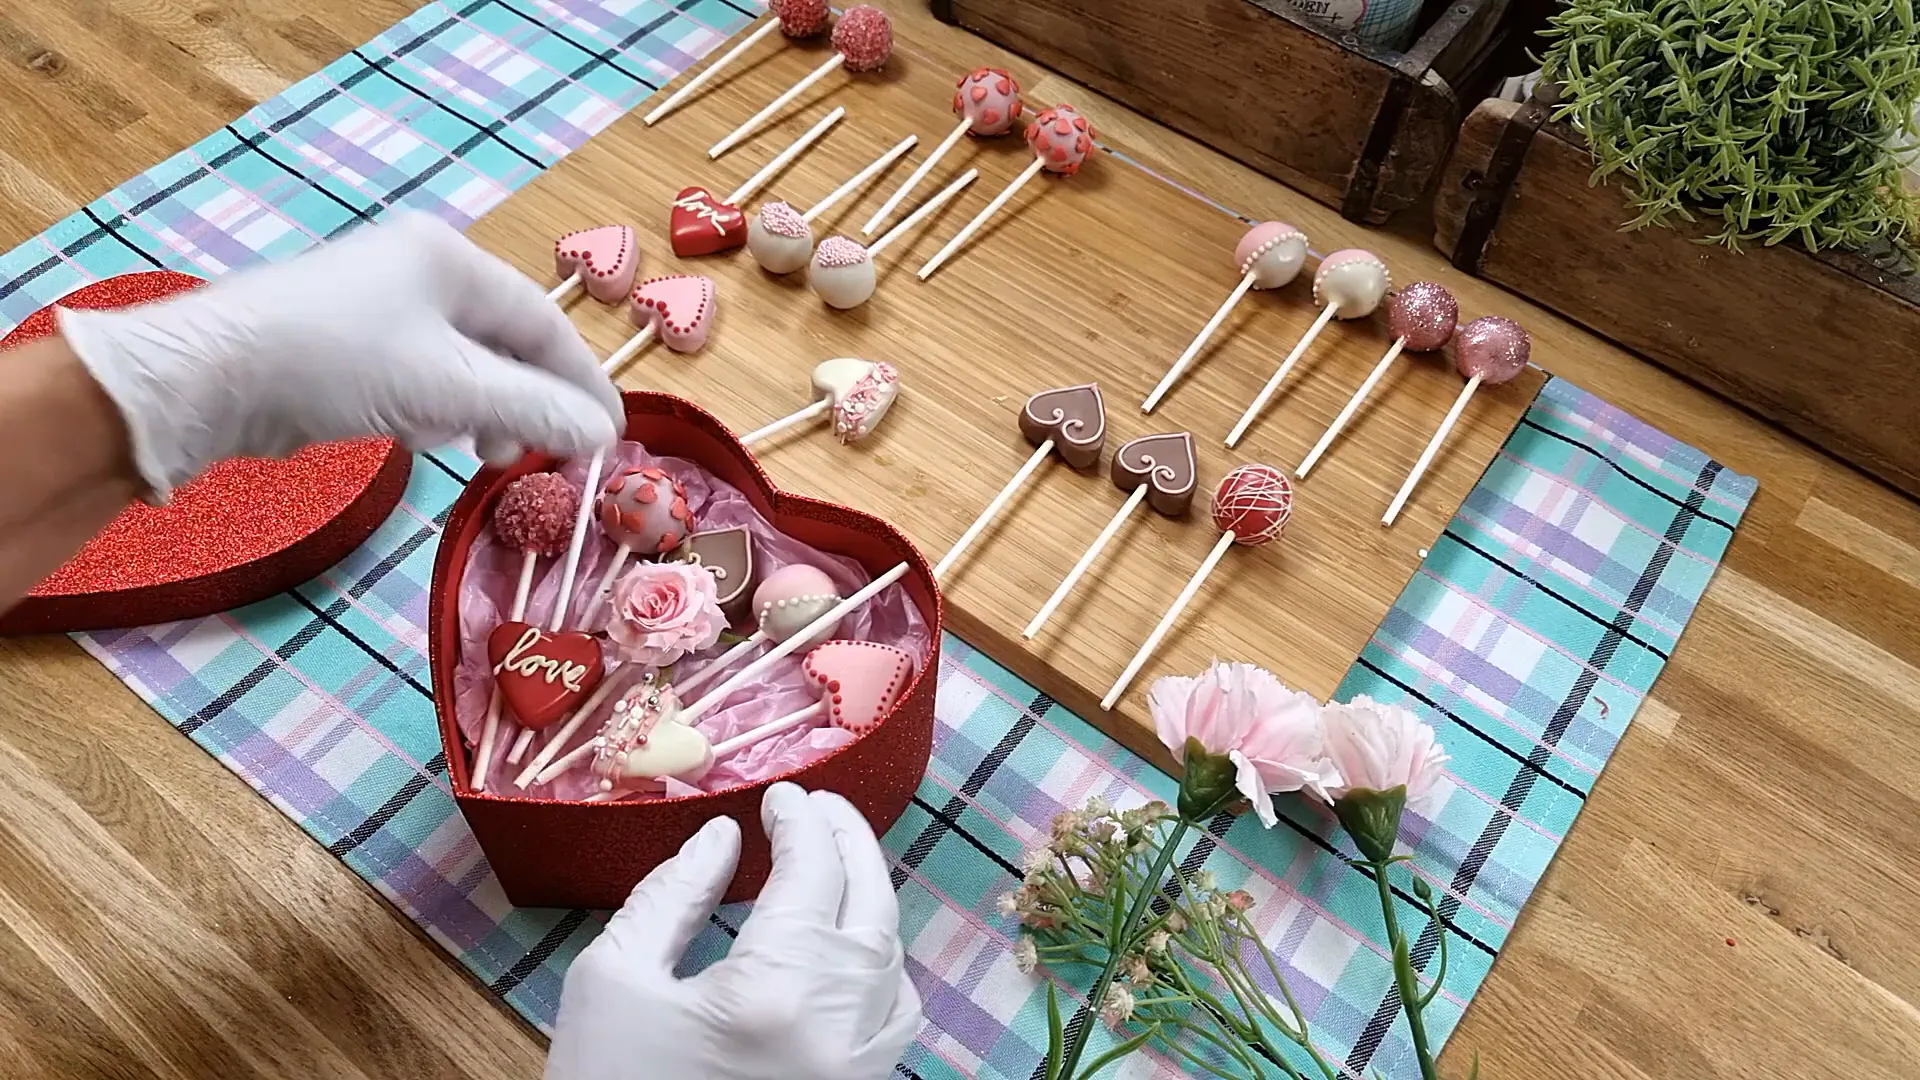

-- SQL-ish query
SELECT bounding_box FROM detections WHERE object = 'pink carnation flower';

[1320,695,1449,810]
[1148,661,1333,827]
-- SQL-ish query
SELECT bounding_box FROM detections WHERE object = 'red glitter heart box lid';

[0,272,408,635]
[428,390,943,908]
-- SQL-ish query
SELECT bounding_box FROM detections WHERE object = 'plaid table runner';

[0,4,1757,1076]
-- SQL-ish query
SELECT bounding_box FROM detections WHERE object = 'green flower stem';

[1055,819,1190,1079]
[1374,859,1439,1080]
[1143,1004,1264,1078]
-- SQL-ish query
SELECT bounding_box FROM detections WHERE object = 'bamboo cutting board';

[465,12,1543,767]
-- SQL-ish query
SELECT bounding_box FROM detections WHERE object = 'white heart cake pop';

[809,236,877,309]
[1312,249,1392,319]
[752,564,843,641]
[811,358,900,442]
[747,200,815,275]
[590,675,713,790]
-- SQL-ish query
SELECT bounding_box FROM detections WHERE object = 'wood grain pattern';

[0,4,1915,1079]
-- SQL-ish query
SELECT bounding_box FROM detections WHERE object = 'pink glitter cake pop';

[493,473,580,556]
[1388,283,1460,353]
[770,0,830,37]
[1453,316,1531,382]
[831,5,893,72]
[955,68,1023,136]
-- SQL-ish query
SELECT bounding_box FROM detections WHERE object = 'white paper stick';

[868,168,977,259]
[549,449,605,634]
[681,562,910,723]
[741,398,830,446]
[587,543,635,618]
[643,18,783,125]
[1383,374,1481,527]
[515,669,628,788]
[471,549,540,791]
[710,701,826,758]
[863,117,969,236]
[1024,485,1147,639]
[1224,302,1339,448]
[805,134,917,223]
[1297,337,1408,478]
[506,726,536,765]
[1101,531,1236,710]
[602,326,656,375]
[933,440,1051,580]
[917,157,1045,280]
[1142,272,1256,413]
[720,106,846,205]
[546,273,581,304]
[672,633,767,698]
[710,54,846,159]
[535,741,598,786]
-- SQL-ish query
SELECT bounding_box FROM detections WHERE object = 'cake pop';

[917,104,1096,280]
[585,467,696,611]
[671,106,845,257]
[1143,222,1310,412]
[747,134,918,274]
[668,562,844,701]
[1298,282,1460,478]
[708,5,893,159]
[1383,315,1531,526]
[1224,248,1393,448]
[529,674,714,795]
[642,0,832,126]
[602,275,717,374]
[809,169,978,308]
[669,527,756,619]
[741,359,903,448]
[1103,465,1295,709]
[549,225,638,305]
[863,67,1024,236]
[708,640,917,760]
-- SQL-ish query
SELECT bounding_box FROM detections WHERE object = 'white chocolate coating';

[809,237,877,309]
[1312,249,1392,319]
[748,213,815,274]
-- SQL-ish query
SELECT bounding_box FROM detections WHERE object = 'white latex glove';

[58,213,623,499]
[546,783,922,1080]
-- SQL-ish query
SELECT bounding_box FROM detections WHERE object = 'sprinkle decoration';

[833,361,900,442]
[492,473,581,556]
[1454,315,1532,382]
[954,67,1023,135]
[831,4,893,71]
[814,235,871,268]
[1387,283,1461,353]
[769,0,830,37]
[1025,104,1095,175]
[1211,464,1294,546]
[758,200,810,240]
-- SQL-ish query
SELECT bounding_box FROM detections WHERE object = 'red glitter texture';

[831,4,892,71]
[430,390,944,908]
[491,472,579,556]
[769,0,829,37]
[0,272,406,634]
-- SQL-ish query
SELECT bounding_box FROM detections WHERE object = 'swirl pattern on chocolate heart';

[671,526,756,617]
[1111,432,1198,517]
[1019,383,1107,469]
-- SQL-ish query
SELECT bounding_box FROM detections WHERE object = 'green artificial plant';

[1541,0,1920,253]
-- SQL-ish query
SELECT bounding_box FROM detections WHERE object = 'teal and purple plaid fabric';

[0,3,1756,1077]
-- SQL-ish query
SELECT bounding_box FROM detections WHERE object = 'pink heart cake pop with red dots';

[551,225,637,304]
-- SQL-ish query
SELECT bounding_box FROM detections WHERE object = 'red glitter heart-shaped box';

[429,391,942,908]
[0,271,408,634]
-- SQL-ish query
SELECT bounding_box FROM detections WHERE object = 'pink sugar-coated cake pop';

[831,4,893,72]
[1453,316,1531,383]
[1234,221,1310,289]
[596,467,694,556]
[492,473,581,556]
[770,0,831,37]
[1211,464,1294,546]
[554,225,638,304]
[1026,104,1095,175]
[1388,283,1460,353]
[809,236,876,309]
[630,274,717,353]
[954,67,1023,136]
[1312,249,1392,318]
[752,563,842,642]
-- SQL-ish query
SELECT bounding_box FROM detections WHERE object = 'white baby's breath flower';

[1100,984,1137,1027]
[1194,870,1217,892]
[1085,794,1112,818]
[1012,935,1038,974]
[1022,845,1055,876]
[1144,930,1170,956]
[997,891,1020,916]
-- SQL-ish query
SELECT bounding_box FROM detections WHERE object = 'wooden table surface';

[0,3,1915,1079]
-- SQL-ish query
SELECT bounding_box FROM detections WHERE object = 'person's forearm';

[0,335,141,606]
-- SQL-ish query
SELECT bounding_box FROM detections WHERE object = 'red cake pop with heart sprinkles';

[1104,465,1295,709]
[919,103,1097,280]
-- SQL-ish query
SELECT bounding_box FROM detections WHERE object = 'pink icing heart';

[554,225,638,303]
[803,640,917,737]
[629,274,717,354]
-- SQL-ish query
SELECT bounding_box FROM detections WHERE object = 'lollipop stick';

[506,727,537,765]
[588,543,635,616]
[471,549,541,791]
[868,168,977,259]
[550,449,606,634]
[673,632,768,698]
[533,740,598,787]
[1142,271,1256,413]
[721,106,846,205]
[741,398,830,446]
[710,54,847,159]
[917,158,1045,280]
[932,440,1052,579]
[1101,531,1236,710]
[602,326,656,375]
[1298,337,1407,478]
[711,701,826,758]
[643,18,783,125]
[1383,374,1481,527]
[515,669,627,788]
[1024,485,1146,639]
[682,562,910,723]
[546,273,582,304]
[1224,302,1338,448]
[805,134,918,223]
[863,117,969,236]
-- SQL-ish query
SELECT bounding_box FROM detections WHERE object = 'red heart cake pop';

[670,187,748,257]
[487,621,606,729]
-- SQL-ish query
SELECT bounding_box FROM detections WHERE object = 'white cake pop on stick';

[748,134,918,274]
[1224,249,1392,449]
[708,5,893,159]
[918,104,1094,281]
[1383,316,1531,526]
[742,358,901,448]
[643,0,832,126]
[864,67,1023,236]
[810,168,978,309]
[602,275,716,376]
[1298,282,1459,478]
[934,383,1106,580]
[1142,222,1309,412]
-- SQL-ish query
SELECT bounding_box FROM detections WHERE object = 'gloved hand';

[58,212,622,499]
[546,783,922,1080]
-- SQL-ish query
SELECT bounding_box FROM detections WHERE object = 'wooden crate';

[930,0,1517,223]
[1436,98,1920,498]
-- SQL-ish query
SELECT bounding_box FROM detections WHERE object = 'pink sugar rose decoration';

[1148,660,1333,827]
[606,561,727,668]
